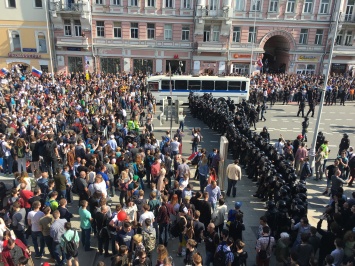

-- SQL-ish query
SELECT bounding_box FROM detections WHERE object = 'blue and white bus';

[147,75,250,103]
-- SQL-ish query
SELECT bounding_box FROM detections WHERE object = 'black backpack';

[214,245,231,266]
[349,156,355,169]
[44,141,54,158]
[62,230,78,257]
[193,135,199,144]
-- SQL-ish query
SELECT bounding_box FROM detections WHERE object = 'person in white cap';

[107,135,117,151]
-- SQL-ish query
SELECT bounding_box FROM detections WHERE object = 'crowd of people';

[0,69,352,266]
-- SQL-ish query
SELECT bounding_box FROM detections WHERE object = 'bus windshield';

[148,82,159,91]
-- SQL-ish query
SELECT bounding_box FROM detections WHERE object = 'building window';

[68,57,83,73]
[232,26,241,42]
[147,23,155,39]
[303,0,313,13]
[11,31,21,52]
[209,0,217,10]
[299,29,308,44]
[74,20,82,37]
[182,0,190,8]
[7,0,16,8]
[64,20,72,36]
[297,64,315,74]
[112,0,121,4]
[165,0,173,7]
[131,22,138,38]
[34,0,42,8]
[101,58,121,73]
[113,22,122,38]
[182,26,190,41]
[248,27,256,43]
[147,0,155,7]
[286,0,295,12]
[130,0,138,6]
[235,0,244,11]
[315,29,323,45]
[212,25,220,41]
[336,30,343,45]
[345,0,354,21]
[96,21,105,37]
[251,0,261,11]
[203,25,210,42]
[37,32,47,53]
[164,24,172,40]
[269,0,278,12]
[96,0,103,4]
[319,0,329,13]
[345,30,353,45]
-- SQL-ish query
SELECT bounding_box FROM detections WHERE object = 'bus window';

[228,81,241,91]
[148,82,159,91]
[241,81,246,91]
[175,80,188,90]
[188,80,201,91]
[215,81,227,91]
[202,80,214,91]
[162,79,174,91]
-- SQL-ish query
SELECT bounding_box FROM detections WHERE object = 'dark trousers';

[66,185,73,203]
[119,190,128,206]
[297,108,305,117]
[44,158,58,178]
[31,231,45,257]
[53,241,66,266]
[256,255,270,266]
[98,235,109,254]
[226,179,237,197]
[81,227,91,251]
[199,173,207,193]
[159,223,169,246]
[43,235,54,258]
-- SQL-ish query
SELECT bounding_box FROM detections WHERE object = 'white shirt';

[139,211,155,225]
[274,141,284,155]
[2,141,11,157]
[28,210,44,232]
[122,109,127,117]
[88,171,96,184]
[124,204,138,222]
[89,180,107,198]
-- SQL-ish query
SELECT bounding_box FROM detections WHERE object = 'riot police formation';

[189,92,309,240]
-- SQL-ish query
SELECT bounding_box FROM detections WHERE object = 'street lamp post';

[249,0,257,76]
[309,10,341,175]
[44,0,55,83]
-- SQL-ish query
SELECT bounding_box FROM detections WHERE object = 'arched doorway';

[263,35,290,73]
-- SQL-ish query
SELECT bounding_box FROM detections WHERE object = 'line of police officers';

[189,92,309,243]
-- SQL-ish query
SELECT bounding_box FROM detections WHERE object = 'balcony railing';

[340,14,355,23]
[56,36,89,48]
[93,38,193,48]
[197,42,227,52]
[198,8,229,18]
[52,0,85,12]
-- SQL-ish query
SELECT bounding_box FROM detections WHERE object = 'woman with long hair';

[134,154,145,190]
[16,172,31,191]
[156,244,169,266]
[157,163,166,193]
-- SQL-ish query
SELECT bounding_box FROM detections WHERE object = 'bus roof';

[147,75,250,82]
